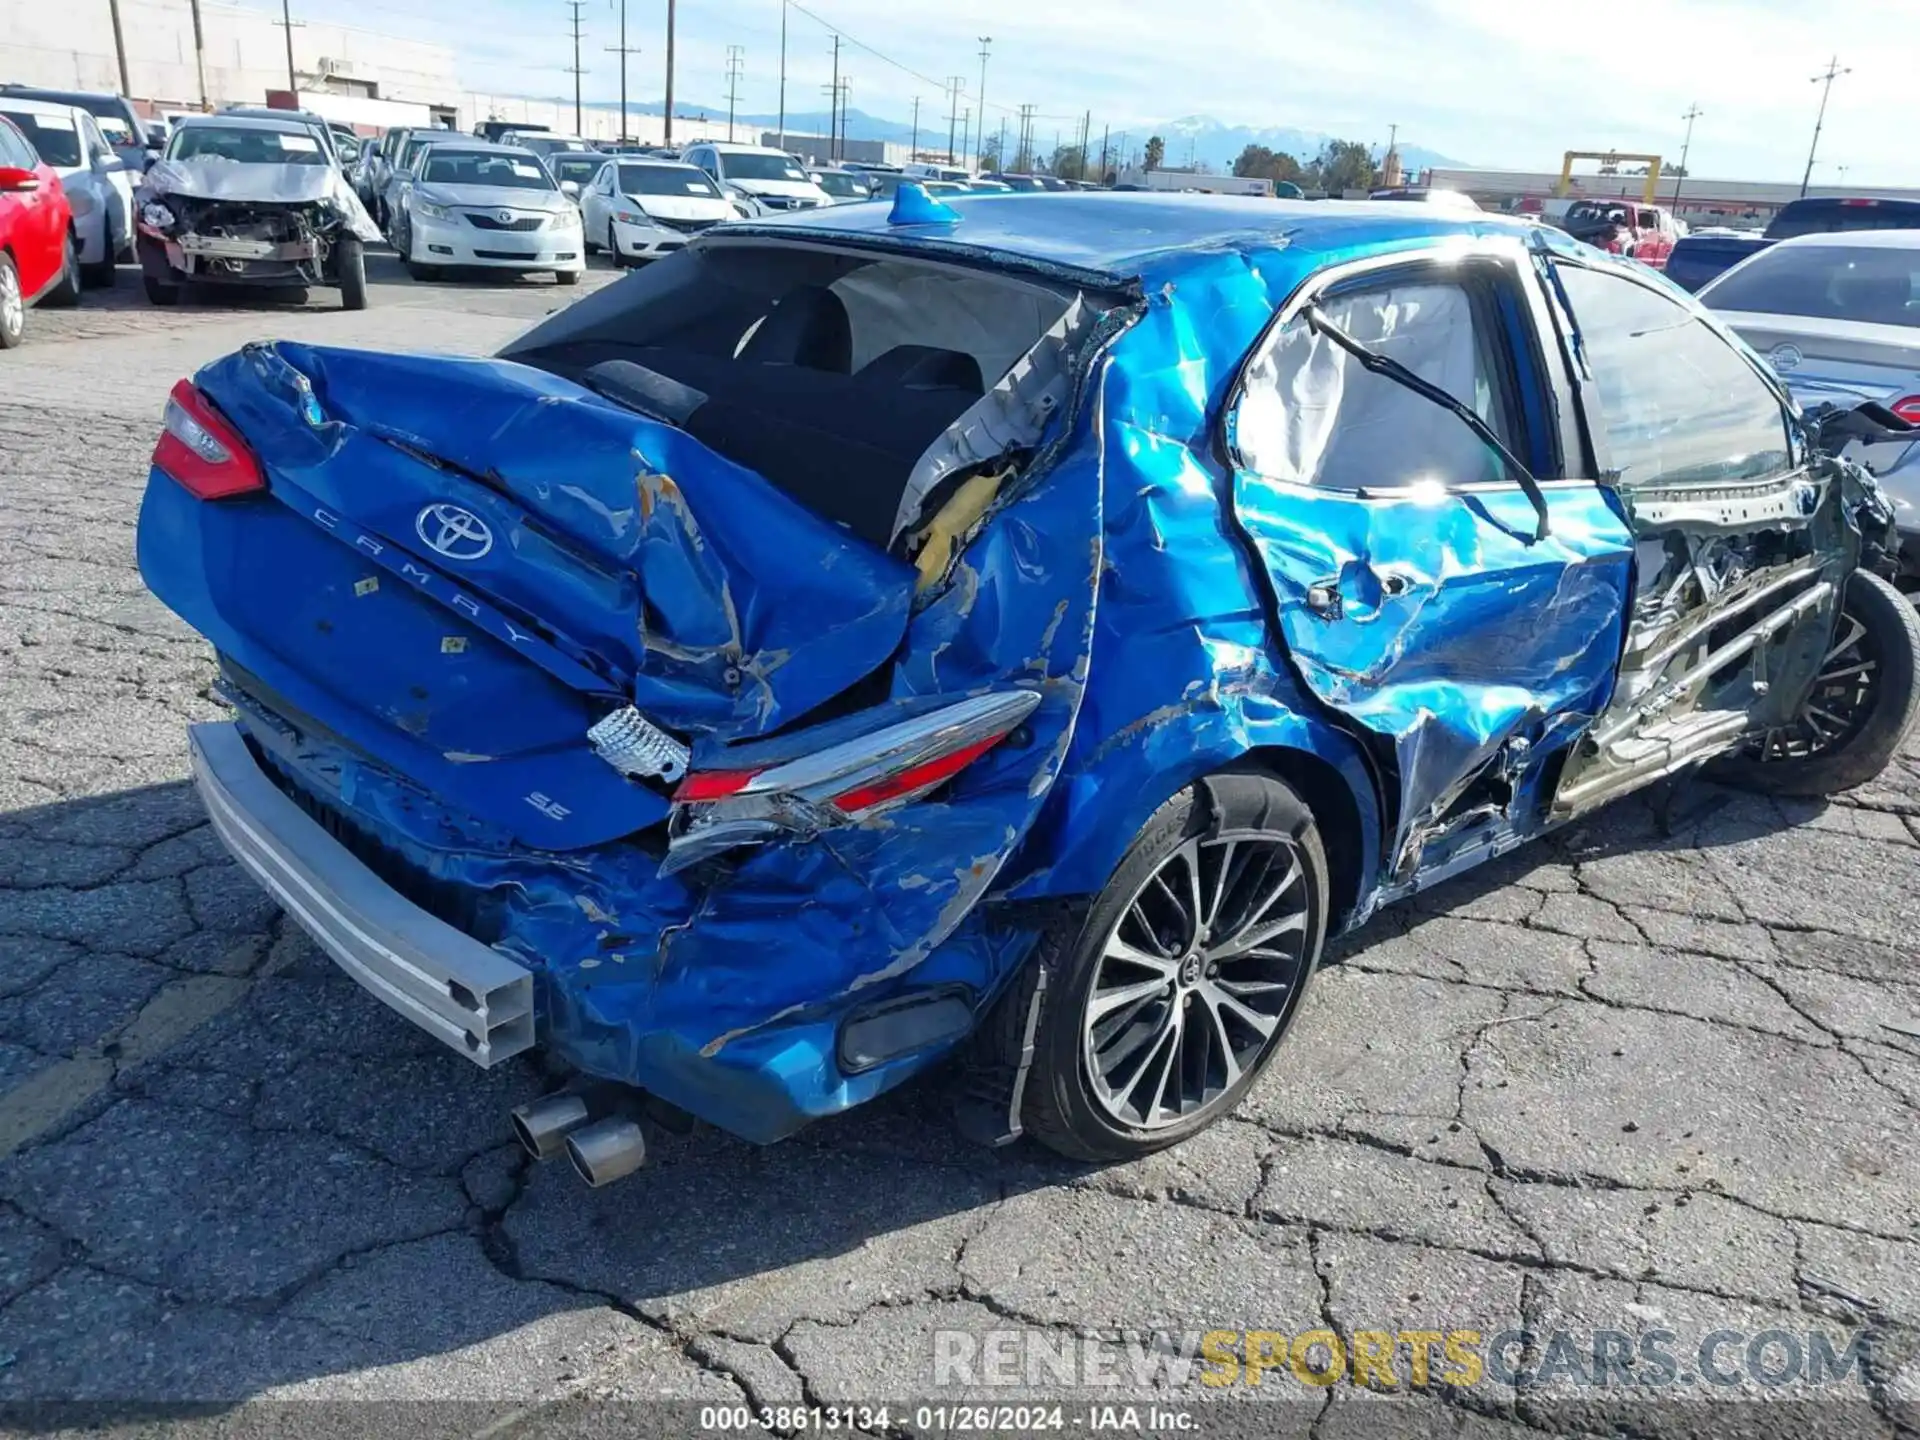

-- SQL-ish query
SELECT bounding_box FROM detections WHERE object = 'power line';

[272,0,304,96]
[975,36,991,166]
[605,0,641,142]
[781,0,1021,119]
[946,75,965,165]
[1672,104,1703,214]
[1800,57,1848,198]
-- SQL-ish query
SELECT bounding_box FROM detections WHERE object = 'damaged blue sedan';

[137,193,1919,1182]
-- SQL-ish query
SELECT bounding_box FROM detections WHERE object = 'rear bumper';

[190,721,536,1065]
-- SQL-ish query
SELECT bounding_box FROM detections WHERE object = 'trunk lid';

[144,341,915,848]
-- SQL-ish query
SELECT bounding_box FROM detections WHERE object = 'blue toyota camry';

[135,190,1916,1182]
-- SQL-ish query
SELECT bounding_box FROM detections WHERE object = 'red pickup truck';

[1562,199,1680,269]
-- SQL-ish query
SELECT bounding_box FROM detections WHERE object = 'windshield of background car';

[722,152,809,182]
[1704,245,1920,328]
[423,152,557,190]
[1567,202,1629,227]
[170,127,327,165]
[620,164,720,197]
[550,156,604,186]
[0,109,82,167]
[1769,200,1920,239]
[813,171,869,198]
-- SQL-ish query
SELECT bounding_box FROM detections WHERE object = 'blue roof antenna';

[889,182,961,226]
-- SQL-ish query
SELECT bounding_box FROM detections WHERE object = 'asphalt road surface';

[1,249,1917,1439]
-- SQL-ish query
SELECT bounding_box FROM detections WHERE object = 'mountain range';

[589,99,1466,173]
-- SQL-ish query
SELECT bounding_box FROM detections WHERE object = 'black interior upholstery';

[736,286,854,372]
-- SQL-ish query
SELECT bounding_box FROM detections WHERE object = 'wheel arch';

[1004,707,1386,934]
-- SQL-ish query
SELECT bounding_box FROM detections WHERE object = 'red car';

[0,112,80,348]
[1563,199,1680,269]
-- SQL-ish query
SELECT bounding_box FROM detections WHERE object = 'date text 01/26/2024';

[698,1405,1198,1432]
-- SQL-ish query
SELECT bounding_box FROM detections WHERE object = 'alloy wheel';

[1080,830,1311,1130]
[1751,609,1881,762]
[0,263,20,340]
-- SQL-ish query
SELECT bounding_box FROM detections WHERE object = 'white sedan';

[578,158,738,266]
[0,97,134,285]
[392,143,584,284]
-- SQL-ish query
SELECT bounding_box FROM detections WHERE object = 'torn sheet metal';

[140,158,382,242]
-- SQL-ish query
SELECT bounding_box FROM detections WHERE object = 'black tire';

[555,268,580,286]
[1713,569,1920,797]
[0,253,24,348]
[405,259,441,282]
[41,233,81,307]
[336,235,368,310]
[81,252,117,288]
[1011,771,1330,1162]
[143,273,181,306]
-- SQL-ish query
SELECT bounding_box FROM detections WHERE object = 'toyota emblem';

[415,503,494,561]
[498,210,514,224]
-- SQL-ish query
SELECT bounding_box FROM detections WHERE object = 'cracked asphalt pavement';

[1,253,1918,1439]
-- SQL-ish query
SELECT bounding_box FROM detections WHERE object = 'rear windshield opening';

[502,243,1097,547]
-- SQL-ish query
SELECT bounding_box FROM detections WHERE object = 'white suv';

[680,142,830,212]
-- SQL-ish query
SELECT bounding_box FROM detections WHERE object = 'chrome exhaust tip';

[565,1116,648,1188]
[510,1092,592,1161]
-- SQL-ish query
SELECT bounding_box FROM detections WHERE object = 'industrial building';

[1426,165,1920,227]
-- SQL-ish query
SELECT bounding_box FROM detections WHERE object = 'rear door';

[0,120,59,296]
[1225,243,1635,884]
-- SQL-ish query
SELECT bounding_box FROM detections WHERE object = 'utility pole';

[662,0,676,144]
[1671,104,1702,215]
[975,36,991,167]
[273,0,303,96]
[827,34,841,160]
[105,0,132,97]
[946,76,965,166]
[996,116,1006,171]
[563,0,587,135]
[188,0,209,107]
[605,0,641,142]
[776,0,787,150]
[1800,56,1849,197]
[837,76,850,161]
[1099,122,1108,182]
[1079,110,1090,179]
[910,94,921,162]
[959,109,970,170]
[724,45,745,142]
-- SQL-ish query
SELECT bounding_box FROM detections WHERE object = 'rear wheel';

[1714,569,1920,796]
[0,255,24,347]
[42,233,81,307]
[142,273,181,306]
[81,230,117,287]
[1013,772,1329,1161]
[336,235,368,310]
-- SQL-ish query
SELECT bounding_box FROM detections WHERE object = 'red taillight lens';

[1890,395,1920,425]
[673,768,762,803]
[153,379,266,499]
[831,733,1007,814]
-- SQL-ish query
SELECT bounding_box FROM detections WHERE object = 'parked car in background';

[379,129,464,231]
[679,141,831,211]
[1666,196,1920,293]
[903,161,973,184]
[0,113,81,346]
[983,171,1068,192]
[861,173,969,202]
[507,133,599,165]
[965,178,1014,193]
[475,121,550,144]
[135,196,1917,1181]
[135,114,379,309]
[0,96,134,284]
[387,140,583,285]
[808,167,872,204]
[546,153,605,198]
[1561,199,1679,268]
[0,85,150,169]
[1700,230,1920,585]
[1369,186,1481,212]
[576,159,733,266]
[579,156,734,264]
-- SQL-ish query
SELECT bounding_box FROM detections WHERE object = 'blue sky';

[298,0,1914,184]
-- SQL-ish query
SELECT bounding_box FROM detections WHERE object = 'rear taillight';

[153,379,265,499]
[662,690,1041,874]
[1890,395,1920,425]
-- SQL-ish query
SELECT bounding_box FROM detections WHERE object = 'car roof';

[0,85,123,103]
[174,113,314,137]
[419,139,552,159]
[223,105,323,121]
[1768,229,1920,251]
[726,192,1539,281]
[0,97,88,118]
[610,156,699,169]
[703,141,788,153]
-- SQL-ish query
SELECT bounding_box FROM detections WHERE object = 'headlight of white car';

[612,208,648,226]
[411,197,452,221]
[550,207,581,229]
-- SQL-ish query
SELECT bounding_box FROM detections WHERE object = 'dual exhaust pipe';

[510,1091,648,1188]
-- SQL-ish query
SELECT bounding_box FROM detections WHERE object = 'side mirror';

[560,180,580,199]
[0,166,40,193]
